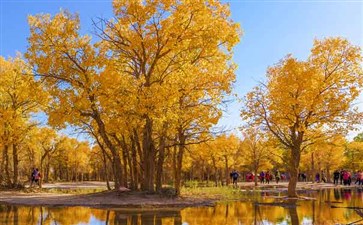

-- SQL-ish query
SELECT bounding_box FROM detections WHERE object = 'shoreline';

[0,182,361,209]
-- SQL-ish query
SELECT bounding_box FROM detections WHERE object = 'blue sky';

[0,0,362,138]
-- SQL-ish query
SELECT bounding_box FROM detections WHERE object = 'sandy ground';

[0,190,214,208]
[0,181,360,208]
[1,181,213,208]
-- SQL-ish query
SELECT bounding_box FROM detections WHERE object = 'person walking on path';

[265,171,271,184]
[315,173,320,183]
[340,170,344,185]
[30,168,36,187]
[355,171,363,185]
[33,168,41,187]
[230,170,239,188]
[333,170,340,185]
[260,171,265,184]
[301,173,307,182]
[275,170,281,184]
[343,171,351,186]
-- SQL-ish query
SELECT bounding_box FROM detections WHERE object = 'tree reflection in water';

[1,189,363,224]
[287,199,299,225]
[0,206,183,225]
[111,210,182,225]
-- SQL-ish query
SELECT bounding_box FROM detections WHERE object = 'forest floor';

[0,181,361,208]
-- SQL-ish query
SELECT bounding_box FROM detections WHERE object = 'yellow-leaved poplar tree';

[0,56,47,187]
[241,38,363,197]
[26,0,240,193]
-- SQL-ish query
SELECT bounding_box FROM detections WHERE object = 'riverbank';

[0,181,361,208]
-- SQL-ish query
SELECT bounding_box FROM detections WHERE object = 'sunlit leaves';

[242,37,363,150]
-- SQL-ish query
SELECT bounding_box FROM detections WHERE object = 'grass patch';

[180,183,280,202]
[181,186,252,201]
[22,187,107,194]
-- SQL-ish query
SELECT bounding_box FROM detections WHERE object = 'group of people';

[230,169,363,188]
[230,169,283,186]
[333,170,363,186]
[298,173,307,182]
[30,168,41,187]
[259,170,282,184]
[311,169,363,186]
[315,171,327,183]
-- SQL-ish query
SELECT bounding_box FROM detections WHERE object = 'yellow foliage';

[242,37,363,152]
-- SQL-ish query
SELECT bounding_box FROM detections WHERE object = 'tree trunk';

[0,145,6,185]
[94,134,112,190]
[125,142,134,189]
[175,139,185,195]
[122,149,128,188]
[311,152,315,183]
[58,163,62,181]
[134,129,143,190]
[327,167,331,183]
[288,166,299,198]
[287,146,301,198]
[156,123,168,192]
[40,149,50,186]
[254,167,258,187]
[12,144,19,186]
[212,157,218,187]
[45,154,50,183]
[40,160,44,188]
[112,153,123,189]
[116,134,130,188]
[66,168,69,181]
[93,112,123,189]
[4,145,11,186]
[219,169,224,186]
[142,117,155,192]
[156,136,166,192]
[224,156,229,185]
[172,143,177,188]
[130,134,139,190]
